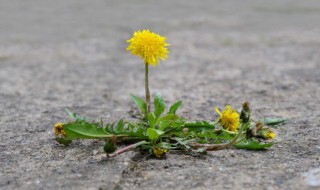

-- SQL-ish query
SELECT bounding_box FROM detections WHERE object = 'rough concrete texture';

[0,0,320,189]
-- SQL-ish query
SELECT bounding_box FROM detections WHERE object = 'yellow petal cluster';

[215,105,240,132]
[268,131,275,139]
[126,29,169,66]
[153,147,168,158]
[54,122,66,137]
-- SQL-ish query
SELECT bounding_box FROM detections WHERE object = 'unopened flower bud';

[240,102,251,123]
[153,147,168,158]
[255,121,264,132]
[104,140,116,153]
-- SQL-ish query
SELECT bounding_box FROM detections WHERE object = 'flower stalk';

[145,63,151,114]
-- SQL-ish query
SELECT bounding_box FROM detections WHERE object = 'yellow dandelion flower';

[215,105,240,132]
[153,147,168,158]
[126,29,169,66]
[268,132,275,139]
[54,122,66,137]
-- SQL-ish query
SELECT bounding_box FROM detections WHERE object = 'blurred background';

[1,0,319,113]
[0,0,319,189]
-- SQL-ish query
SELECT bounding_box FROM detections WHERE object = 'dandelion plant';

[54,29,286,158]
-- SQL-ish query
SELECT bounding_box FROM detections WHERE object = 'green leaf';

[65,109,86,121]
[197,130,235,142]
[63,121,112,139]
[158,114,179,123]
[183,121,215,132]
[105,119,127,134]
[234,140,273,150]
[148,112,157,128]
[159,119,185,131]
[263,117,288,127]
[154,93,166,119]
[130,94,147,114]
[105,121,146,138]
[147,128,165,141]
[172,137,193,149]
[157,114,181,131]
[169,100,182,114]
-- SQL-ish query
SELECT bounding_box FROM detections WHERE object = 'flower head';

[268,131,275,139]
[215,105,240,132]
[126,29,169,66]
[54,122,66,137]
[256,128,276,140]
[153,147,168,158]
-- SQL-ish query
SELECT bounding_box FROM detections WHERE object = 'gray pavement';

[0,0,320,189]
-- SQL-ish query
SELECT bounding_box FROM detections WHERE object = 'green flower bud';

[104,140,116,153]
[240,102,251,123]
[257,128,275,140]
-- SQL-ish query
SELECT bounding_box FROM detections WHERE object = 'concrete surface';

[0,0,319,189]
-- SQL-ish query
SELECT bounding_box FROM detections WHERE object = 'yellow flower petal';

[153,147,168,158]
[54,122,66,137]
[268,132,275,139]
[126,29,169,66]
[216,105,239,132]
[215,107,222,115]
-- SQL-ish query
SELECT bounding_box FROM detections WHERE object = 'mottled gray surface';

[0,0,320,189]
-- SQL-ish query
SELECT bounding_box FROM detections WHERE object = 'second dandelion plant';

[54,29,287,158]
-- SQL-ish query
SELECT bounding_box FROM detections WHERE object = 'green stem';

[190,123,247,151]
[145,63,151,114]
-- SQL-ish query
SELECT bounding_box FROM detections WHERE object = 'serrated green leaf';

[130,94,147,114]
[159,119,185,131]
[172,137,193,149]
[158,114,179,122]
[154,93,166,119]
[157,114,180,131]
[148,112,157,128]
[147,128,165,141]
[65,109,86,121]
[263,117,288,127]
[122,123,146,138]
[234,140,273,150]
[197,130,235,142]
[63,121,112,139]
[116,119,125,133]
[105,121,146,138]
[169,100,182,114]
[183,121,215,132]
[159,120,171,131]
